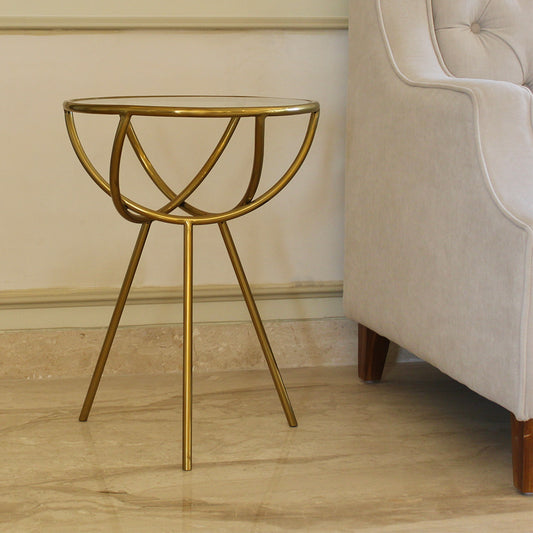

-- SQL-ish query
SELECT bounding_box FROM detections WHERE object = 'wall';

[0,10,348,329]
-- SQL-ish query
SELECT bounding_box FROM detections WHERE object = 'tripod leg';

[182,222,193,470]
[218,221,297,427]
[79,222,151,421]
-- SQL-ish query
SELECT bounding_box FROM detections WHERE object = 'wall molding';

[0,2,348,31]
[0,282,344,330]
[0,16,348,31]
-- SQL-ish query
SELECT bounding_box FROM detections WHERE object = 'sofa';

[344,0,533,493]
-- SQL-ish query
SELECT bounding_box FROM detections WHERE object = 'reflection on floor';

[1,363,532,532]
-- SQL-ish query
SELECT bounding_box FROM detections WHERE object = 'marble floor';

[2,363,533,532]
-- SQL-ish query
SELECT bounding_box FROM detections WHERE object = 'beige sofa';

[344,0,533,493]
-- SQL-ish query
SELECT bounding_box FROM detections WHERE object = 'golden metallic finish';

[64,95,319,470]
[64,95,318,117]
[219,221,297,427]
[182,221,193,471]
[79,221,151,422]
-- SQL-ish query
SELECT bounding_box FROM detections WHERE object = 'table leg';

[218,221,297,427]
[79,222,152,422]
[182,221,193,470]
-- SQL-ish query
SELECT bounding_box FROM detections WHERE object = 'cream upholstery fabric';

[433,0,533,91]
[344,0,533,420]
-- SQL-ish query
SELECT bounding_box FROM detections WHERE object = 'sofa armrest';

[345,1,533,416]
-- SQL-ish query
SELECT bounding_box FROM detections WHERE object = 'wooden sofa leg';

[358,324,390,382]
[511,414,533,494]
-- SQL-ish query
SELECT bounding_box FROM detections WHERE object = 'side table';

[63,95,319,470]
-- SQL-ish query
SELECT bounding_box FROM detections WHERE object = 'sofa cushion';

[432,0,533,90]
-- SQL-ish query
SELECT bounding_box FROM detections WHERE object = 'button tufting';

[470,22,481,34]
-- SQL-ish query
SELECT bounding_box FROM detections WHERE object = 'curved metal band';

[184,110,320,225]
[238,115,265,206]
[64,110,148,220]
[127,117,241,210]
[109,115,148,223]
[67,108,319,226]
[64,110,111,196]
[126,124,176,200]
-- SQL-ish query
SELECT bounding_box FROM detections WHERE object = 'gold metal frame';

[63,95,319,470]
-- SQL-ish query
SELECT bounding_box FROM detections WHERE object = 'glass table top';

[64,95,319,117]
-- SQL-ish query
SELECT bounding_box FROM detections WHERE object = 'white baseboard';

[0,281,343,330]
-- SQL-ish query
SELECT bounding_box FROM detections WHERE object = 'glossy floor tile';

[1,363,533,532]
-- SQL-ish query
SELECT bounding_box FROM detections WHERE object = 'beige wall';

[0,26,347,327]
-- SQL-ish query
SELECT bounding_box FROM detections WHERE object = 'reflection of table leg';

[79,222,152,422]
[182,222,193,471]
[218,221,298,428]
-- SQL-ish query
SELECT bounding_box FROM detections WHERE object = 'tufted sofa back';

[431,0,533,91]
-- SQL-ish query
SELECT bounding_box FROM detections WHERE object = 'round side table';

[64,95,320,470]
